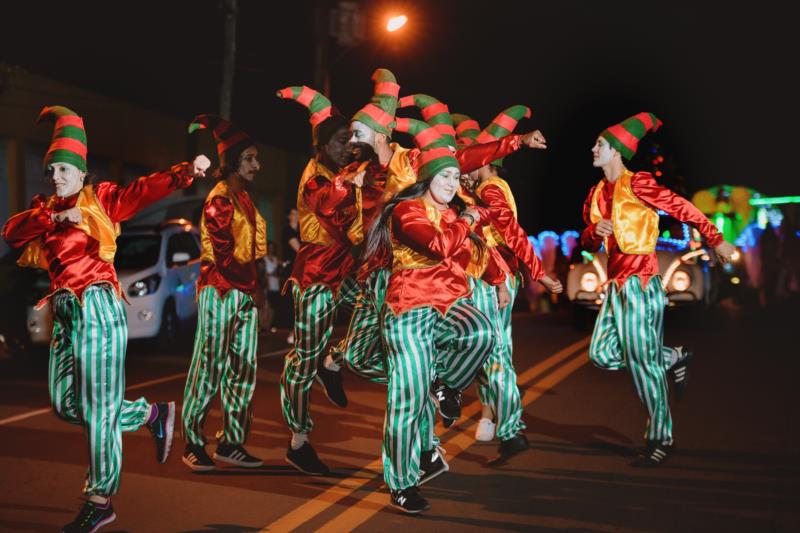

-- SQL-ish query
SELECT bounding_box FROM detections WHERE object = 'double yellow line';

[262,335,591,532]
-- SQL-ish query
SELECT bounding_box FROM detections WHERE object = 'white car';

[26,219,201,347]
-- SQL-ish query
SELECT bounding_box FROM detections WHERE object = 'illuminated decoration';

[386,14,408,32]
[655,210,692,251]
[670,270,692,292]
[537,231,559,248]
[749,195,800,206]
[731,276,741,285]
[580,272,599,292]
[560,230,580,257]
[527,235,541,258]
[662,249,706,290]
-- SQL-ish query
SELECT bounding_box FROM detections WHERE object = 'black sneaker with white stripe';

[390,486,430,514]
[630,440,675,467]
[669,348,694,401]
[419,446,449,485]
[62,499,116,533]
[182,444,216,472]
[146,401,175,463]
[214,443,263,468]
[432,379,461,427]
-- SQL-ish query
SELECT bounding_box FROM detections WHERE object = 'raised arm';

[392,201,473,261]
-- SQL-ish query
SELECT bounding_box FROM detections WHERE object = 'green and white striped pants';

[382,298,495,490]
[474,273,526,441]
[590,275,676,443]
[280,277,359,434]
[182,287,259,446]
[49,284,150,497]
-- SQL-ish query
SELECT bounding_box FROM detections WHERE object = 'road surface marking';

[260,335,591,532]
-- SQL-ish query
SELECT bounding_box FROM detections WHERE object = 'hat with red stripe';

[451,113,481,148]
[399,94,457,148]
[277,85,347,146]
[352,68,400,136]
[394,117,458,181]
[600,112,662,160]
[477,104,531,166]
[38,105,88,172]
[188,114,255,167]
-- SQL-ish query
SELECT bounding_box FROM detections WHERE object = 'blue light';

[560,230,580,257]
[656,222,691,251]
[527,236,541,258]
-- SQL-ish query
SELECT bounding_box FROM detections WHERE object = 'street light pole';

[220,0,238,120]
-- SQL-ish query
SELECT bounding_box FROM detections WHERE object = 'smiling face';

[237,146,260,181]
[428,166,461,205]
[48,162,86,198]
[348,121,379,162]
[323,126,352,169]
[592,136,617,167]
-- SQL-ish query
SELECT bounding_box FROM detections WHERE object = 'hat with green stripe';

[351,68,400,136]
[600,112,662,160]
[394,117,458,181]
[476,104,531,167]
[398,94,457,148]
[188,114,255,168]
[38,105,88,172]
[277,85,347,146]
[451,113,481,148]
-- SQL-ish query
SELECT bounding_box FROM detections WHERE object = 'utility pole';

[220,0,238,119]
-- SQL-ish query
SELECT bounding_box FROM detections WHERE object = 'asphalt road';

[0,299,798,532]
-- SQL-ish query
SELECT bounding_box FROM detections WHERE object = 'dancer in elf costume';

[364,117,497,514]
[582,112,735,466]
[181,115,267,472]
[2,105,209,533]
[455,106,563,465]
[276,85,362,475]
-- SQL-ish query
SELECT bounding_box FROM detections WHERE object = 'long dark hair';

[361,177,484,266]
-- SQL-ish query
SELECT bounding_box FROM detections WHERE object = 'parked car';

[25,219,202,349]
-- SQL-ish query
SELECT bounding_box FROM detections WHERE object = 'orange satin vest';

[589,169,659,255]
[296,158,341,245]
[200,181,267,264]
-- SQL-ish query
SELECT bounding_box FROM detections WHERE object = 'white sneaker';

[475,418,496,442]
[286,332,294,345]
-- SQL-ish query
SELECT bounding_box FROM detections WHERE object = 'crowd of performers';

[1,68,736,531]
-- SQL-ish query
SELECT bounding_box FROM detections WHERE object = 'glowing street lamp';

[386,15,408,32]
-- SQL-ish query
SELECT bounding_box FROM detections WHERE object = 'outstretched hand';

[192,155,211,178]
[714,241,737,264]
[539,275,563,294]
[520,129,547,149]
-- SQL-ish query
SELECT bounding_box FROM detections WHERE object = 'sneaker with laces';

[419,446,449,485]
[390,486,430,514]
[316,359,348,408]
[285,441,330,475]
[182,444,216,472]
[486,432,530,466]
[431,379,461,425]
[146,401,175,463]
[62,499,116,533]
[214,442,263,467]
[630,440,675,467]
[475,417,496,442]
[669,348,694,401]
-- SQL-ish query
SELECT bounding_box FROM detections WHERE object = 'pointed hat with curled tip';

[188,114,255,167]
[600,112,662,160]
[38,105,88,172]
[394,117,458,181]
[399,94,457,148]
[352,68,400,136]
[451,113,481,148]
[277,85,347,146]
[477,104,532,166]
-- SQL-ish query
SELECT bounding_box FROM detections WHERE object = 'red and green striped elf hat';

[394,117,458,181]
[399,94,457,148]
[188,114,255,168]
[38,105,88,172]
[600,112,662,160]
[451,113,481,148]
[276,85,347,146]
[476,104,531,167]
[351,68,400,136]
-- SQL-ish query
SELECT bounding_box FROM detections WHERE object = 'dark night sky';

[1,0,796,232]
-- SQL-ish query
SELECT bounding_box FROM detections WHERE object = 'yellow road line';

[260,335,590,532]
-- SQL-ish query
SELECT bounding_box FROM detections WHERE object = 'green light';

[662,230,671,238]
[581,250,595,261]
[714,213,726,234]
[749,196,800,206]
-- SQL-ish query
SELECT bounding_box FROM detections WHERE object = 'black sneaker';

[669,348,694,401]
[390,486,430,514]
[486,433,530,466]
[285,441,330,475]
[419,446,449,485]
[214,442,263,468]
[182,444,216,472]
[431,379,461,425]
[62,500,116,533]
[146,401,175,463]
[630,440,675,467]
[316,360,348,408]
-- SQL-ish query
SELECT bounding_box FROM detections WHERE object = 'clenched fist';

[520,129,547,149]
[192,155,211,178]
[539,276,563,294]
[52,207,82,225]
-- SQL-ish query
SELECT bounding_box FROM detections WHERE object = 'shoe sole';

[213,453,263,468]
[315,375,348,408]
[181,455,216,472]
[284,455,328,476]
[390,501,430,514]
[85,512,117,533]
[159,402,176,464]
[419,462,449,486]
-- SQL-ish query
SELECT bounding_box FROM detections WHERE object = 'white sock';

[323,353,340,372]
[291,432,308,450]
[89,495,109,505]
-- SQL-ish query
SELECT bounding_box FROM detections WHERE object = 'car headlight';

[128,274,161,297]
[580,272,599,292]
[670,270,691,292]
